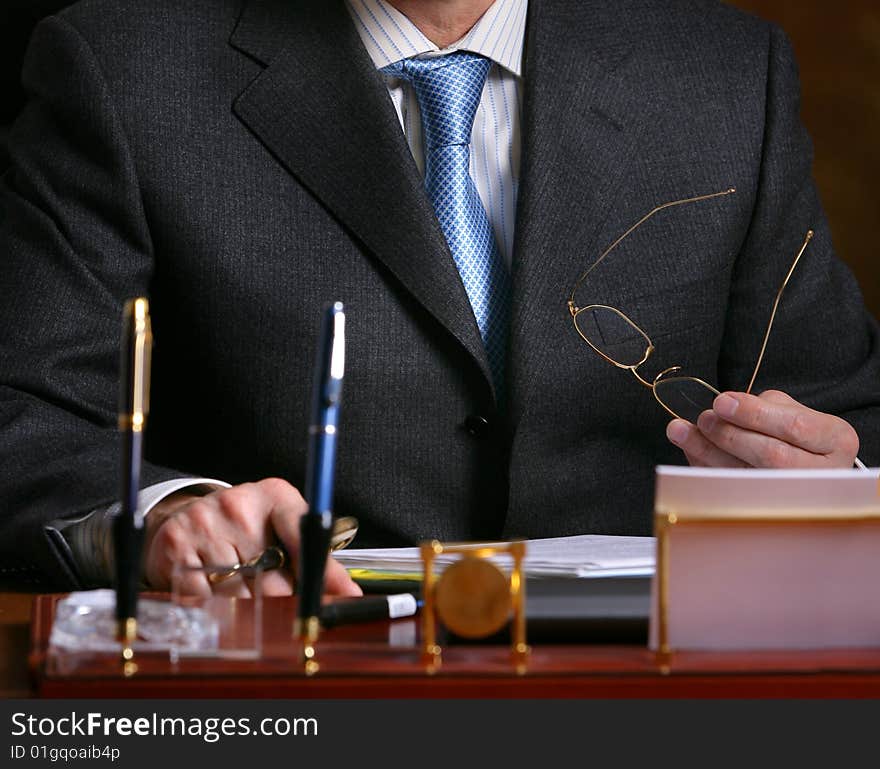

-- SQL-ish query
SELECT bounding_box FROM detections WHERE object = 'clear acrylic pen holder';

[169,562,264,662]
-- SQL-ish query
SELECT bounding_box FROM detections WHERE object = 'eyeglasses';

[567,188,813,423]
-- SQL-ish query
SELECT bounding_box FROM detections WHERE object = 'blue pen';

[295,302,345,672]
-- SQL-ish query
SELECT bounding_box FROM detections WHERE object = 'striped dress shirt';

[346,0,528,266]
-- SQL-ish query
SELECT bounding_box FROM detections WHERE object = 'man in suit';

[0,0,877,593]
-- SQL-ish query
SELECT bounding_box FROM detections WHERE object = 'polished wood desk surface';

[6,591,880,698]
[1,592,35,697]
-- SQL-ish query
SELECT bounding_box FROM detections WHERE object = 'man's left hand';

[666,389,860,468]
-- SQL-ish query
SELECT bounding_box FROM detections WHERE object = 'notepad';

[651,465,880,651]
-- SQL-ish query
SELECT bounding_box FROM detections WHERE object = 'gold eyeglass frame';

[567,188,814,421]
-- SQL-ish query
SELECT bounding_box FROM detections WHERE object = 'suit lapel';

[509,1,645,420]
[230,0,494,395]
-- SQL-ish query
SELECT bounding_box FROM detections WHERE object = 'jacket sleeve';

[0,16,187,590]
[717,24,880,465]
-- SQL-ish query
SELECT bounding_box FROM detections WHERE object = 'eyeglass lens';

[575,305,720,422]
[652,376,719,424]
[573,306,651,368]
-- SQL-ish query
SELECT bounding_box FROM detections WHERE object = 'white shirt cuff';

[139,478,232,514]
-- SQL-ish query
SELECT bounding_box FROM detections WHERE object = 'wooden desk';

[14,592,880,698]
[0,591,35,697]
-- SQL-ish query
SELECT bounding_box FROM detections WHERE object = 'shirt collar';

[346,0,527,76]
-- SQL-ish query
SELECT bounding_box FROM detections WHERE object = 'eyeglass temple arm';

[745,229,814,394]
[567,188,737,311]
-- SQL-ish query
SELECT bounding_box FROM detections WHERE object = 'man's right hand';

[142,477,362,599]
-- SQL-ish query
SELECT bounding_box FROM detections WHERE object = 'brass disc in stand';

[434,557,510,639]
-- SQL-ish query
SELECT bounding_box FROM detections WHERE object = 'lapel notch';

[230,0,495,398]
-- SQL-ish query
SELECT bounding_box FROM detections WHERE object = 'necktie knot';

[382,52,492,149]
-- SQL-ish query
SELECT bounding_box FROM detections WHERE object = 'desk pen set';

[104,300,358,674]
[89,299,533,678]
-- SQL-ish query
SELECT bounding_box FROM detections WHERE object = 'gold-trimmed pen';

[113,298,152,676]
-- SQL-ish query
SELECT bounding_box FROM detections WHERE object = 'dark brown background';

[1,1,878,317]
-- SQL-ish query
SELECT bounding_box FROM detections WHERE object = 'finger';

[696,408,830,468]
[145,481,299,598]
[196,539,251,598]
[756,390,859,464]
[165,553,214,599]
[682,449,708,468]
[268,496,307,557]
[212,483,276,553]
[269,506,361,597]
[187,479,303,598]
[144,517,213,596]
[757,389,798,406]
[324,557,362,597]
[263,485,344,589]
[711,391,854,457]
[666,419,748,468]
[175,500,251,597]
[172,568,214,600]
[194,537,242,573]
[259,569,295,597]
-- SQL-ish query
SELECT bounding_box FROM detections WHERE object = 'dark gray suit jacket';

[1,0,878,589]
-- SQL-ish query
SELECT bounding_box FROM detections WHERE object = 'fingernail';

[714,393,739,418]
[698,410,718,432]
[666,420,690,445]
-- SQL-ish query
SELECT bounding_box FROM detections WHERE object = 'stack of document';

[334,534,655,580]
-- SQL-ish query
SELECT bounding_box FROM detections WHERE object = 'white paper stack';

[334,534,655,579]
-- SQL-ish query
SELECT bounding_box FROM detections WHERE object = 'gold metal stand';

[420,540,530,674]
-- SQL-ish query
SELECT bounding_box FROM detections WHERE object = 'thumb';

[324,557,362,597]
[269,504,362,597]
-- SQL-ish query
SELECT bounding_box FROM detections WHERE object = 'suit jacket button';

[464,415,491,438]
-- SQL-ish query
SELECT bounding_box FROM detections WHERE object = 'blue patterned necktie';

[383,53,512,398]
